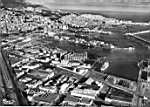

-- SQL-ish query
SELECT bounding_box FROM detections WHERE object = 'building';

[71,88,98,100]
[62,95,79,106]
[85,78,94,85]
[60,60,81,67]
[16,71,26,79]
[39,86,57,93]
[64,52,88,62]
[22,62,42,70]
[105,88,133,107]
[26,80,42,89]
[33,93,58,104]
[28,70,53,80]
[62,95,92,106]
[105,97,132,107]
[19,77,32,83]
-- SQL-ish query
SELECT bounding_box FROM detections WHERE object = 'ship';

[101,61,109,71]
[101,44,115,52]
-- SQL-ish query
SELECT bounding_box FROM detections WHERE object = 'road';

[136,69,144,107]
[0,47,18,105]
[0,71,4,106]
[55,65,83,79]
[0,47,28,105]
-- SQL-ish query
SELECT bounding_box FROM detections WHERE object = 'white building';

[71,88,98,100]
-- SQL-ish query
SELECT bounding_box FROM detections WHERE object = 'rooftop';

[33,93,58,104]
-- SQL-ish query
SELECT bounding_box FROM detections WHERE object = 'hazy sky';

[24,0,150,12]
[26,0,150,6]
[1,0,150,12]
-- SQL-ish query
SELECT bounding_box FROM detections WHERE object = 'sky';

[1,0,150,12]
[25,0,150,6]
[24,0,150,12]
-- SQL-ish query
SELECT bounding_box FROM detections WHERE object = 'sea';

[61,9,150,81]
[84,11,150,81]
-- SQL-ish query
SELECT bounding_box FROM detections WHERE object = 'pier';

[125,31,150,46]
